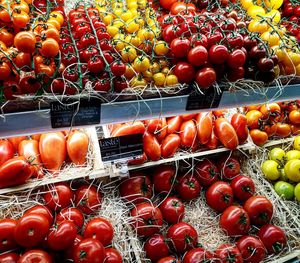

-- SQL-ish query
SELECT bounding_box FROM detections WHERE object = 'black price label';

[100,134,143,162]
[186,89,223,111]
[50,99,101,128]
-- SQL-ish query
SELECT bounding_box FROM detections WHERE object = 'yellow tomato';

[153,73,166,86]
[49,11,64,26]
[113,33,126,51]
[143,70,153,81]
[128,2,138,10]
[274,65,280,77]
[296,64,300,76]
[166,75,179,86]
[112,19,124,28]
[121,46,137,62]
[103,14,114,25]
[135,17,145,27]
[133,56,151,73]
[270,25,286,36]
[272,46,287,62]
[264,0,283,9]
[125,19,140,33]
[248,19,269,33]
[131,75,147,87]
[161,67,171,75]
[154,41,169,56]
[240,0,253,9]
[260,31,280,46]
[107,25,119,37]
[112,2,123,9]
[137,0,147,9]
[150,62,160,74]
[125,64,136,79]
[288,52,300,66]
[247,5,266,18]
[121,10,133,21]
[265,9,281,23]
[125,35,141,47]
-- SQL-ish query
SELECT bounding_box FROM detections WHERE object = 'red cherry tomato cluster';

[0,130,89,189]
[281,0,300,41]
[109,111,250,164]
[244,101,300,146]
[0,182,122,263]
[120,156,287,262]
[157,2,278,87]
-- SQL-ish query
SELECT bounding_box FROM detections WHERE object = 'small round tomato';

[220,205,250,237]
[183,247,215,263]
[236,236,266,263]
[219,157,241,180]
[56,207,84,229]
[144,234,170,262]
[289,110,300,124]
[195,67,216,89]
[230,175,255,202]
[18,250,52,263]
[111,61,126,76]
[188,46,208,66]
[0,62,11,81]
[275,123,291,138]
[153,165,176,193]
[166,222,198,253]
[84,217,114,247]
[160,196,185,224]
[44,183,74,211]
[75,185,102,215]
[24,205,53,225]
[206,181,234,212]
[246,110,263,129]
[0,252,19,262]
[40,38,59,57]
[170,2,187,15]
[195,159,219,186]
[227,49,246,69]
[176,174,201,201]
[14,214,50,247]
[209,44,228,64]
[0,219,18,252]
[130,203,163,237]
[74,238,105,263]
[215,243,243,263]
[174,62,195,83]
[88,56,105,74]
[244,196,273,226]
[157,256,181,263]
[258,224,287,254]
[104,248,123,263]
[250,129,268,146]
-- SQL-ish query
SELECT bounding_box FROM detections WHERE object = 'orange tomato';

[0,28,14,47]
[42,28,60,43]
[0,9,11,23]
[246,110,263,129]
[289,110,300,124]
[47,19,61,30]
[180,120,197,148]
[167,116,182,134]
[275,123,291,138]
[260,103,281,122]
[196,112,213,145]
[67,131,89,165]
[40,38,59,57]
[8,136,27,152]
[112,121,145,137]
[14,52,31,68]
[143,132,161,161]
[161,134,181,158]
[231,113,249,145]
[244,105,261,112]
[250,129,268,146]
[181,114,197,121]
[213,110,228,118]
[156,118,167,142]
[205,131,219,150]
[32,134,41,141]
[14,31,36,53]
[12,10,30,28]
[291,124,300,135]
[214,118,239,150]
[39,132,66,171]
[264,124,277,137]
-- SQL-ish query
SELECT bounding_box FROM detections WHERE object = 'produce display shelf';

[0,84,299,138]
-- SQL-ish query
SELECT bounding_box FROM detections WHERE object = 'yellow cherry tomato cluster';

[240,0,300,76]
[95,0,178,88]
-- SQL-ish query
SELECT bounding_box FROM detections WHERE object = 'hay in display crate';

[0,127,105,195]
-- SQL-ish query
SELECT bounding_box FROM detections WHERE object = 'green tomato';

[274,181,295,200]
[293,136,300,151]
[269,148,286,163]
[284,159,300,183]
[262,160,280,180]
[294,183,300,202]
[279,169,288,181]
[285,150,300,161]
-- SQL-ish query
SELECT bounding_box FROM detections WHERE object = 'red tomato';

[0,156,33,188]
[44,183,74,211]
[209,44,229,64]
[190,33,208,48]
[47,220,77,251]
[167,116,182,134]
[144,234,170,262]
[67,131,89,165]
[160,196,185,224]
[153,165,176,193]
[246,110,263,130]
[215,244,243,263]
[182,247,215,263]
[8,136,27,152]
[188,46,208,66]
[156,118,168,142]
[159,0,177,9]
[18,250,52,263]
[195,159,219,187]
[39,132,66,171]
[174,62,195,83]
[236,236,266,263]
[195,67,216,89]
[180,120,197,148]
[264,124,277,137]
[157,256,181,263]
[56,207,84,229]
[220,206,250,237]
[176,174,201,200]
[230,175,255,202]
[75,185,102,214]
[244,196,273,226]
[214,118,239,150]
[64,235,83,261]
[0,252,19,262]
[0,219,18,252]
[166,222,198,253]
[111,121,145,137]
[84,217,114,246]
[227,49,246,68]
[206,181,234,212]
[74,238,105,263]
[181,114,197,121]
[250,129,268,146]
[196,113,213,144]
[291,124,300,135]
[0,140,14,166]
[258,224,287,254]
[119,173,152,204]
[24,205,53,226]
[14,214,50,247]
[170,2,187,14]
[143,132,161,161]
[231,113,249,145]
[170,38,191,58]
[161,134,181,158]
[145,119,163,134]
[219,157,241,180]
[104,248,123,263]
[130,203,163,237]
[205,131,219,150]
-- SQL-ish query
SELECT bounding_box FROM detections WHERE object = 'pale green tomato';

[274,181,295,200]
[284,159,300,183]
[293,136,300,151]
[269,148,286,163]
[286,150,300,161]
[279,169,289,181]
[294,183,300,202]
[262,160,280,180]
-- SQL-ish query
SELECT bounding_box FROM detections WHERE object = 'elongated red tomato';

[156,118,167,142]
[0,156,33,188]
[167,116,182,134]
[205,131,219,150]
[180,120,197,148]
[143,132,161,161]
[196,112,213,144]
[145,119,163,134]
[39,132,66,171]
[231,113,249,145]
[161,134,181,158]
[214,118,239,150]
[8,136,27,152]
[112,121,145,137]
[0,140,14,166]
[67,131,89,165]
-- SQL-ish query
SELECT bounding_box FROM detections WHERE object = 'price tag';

[186,89,223,111]
[50,98,101,128]
[99,134,143,162]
